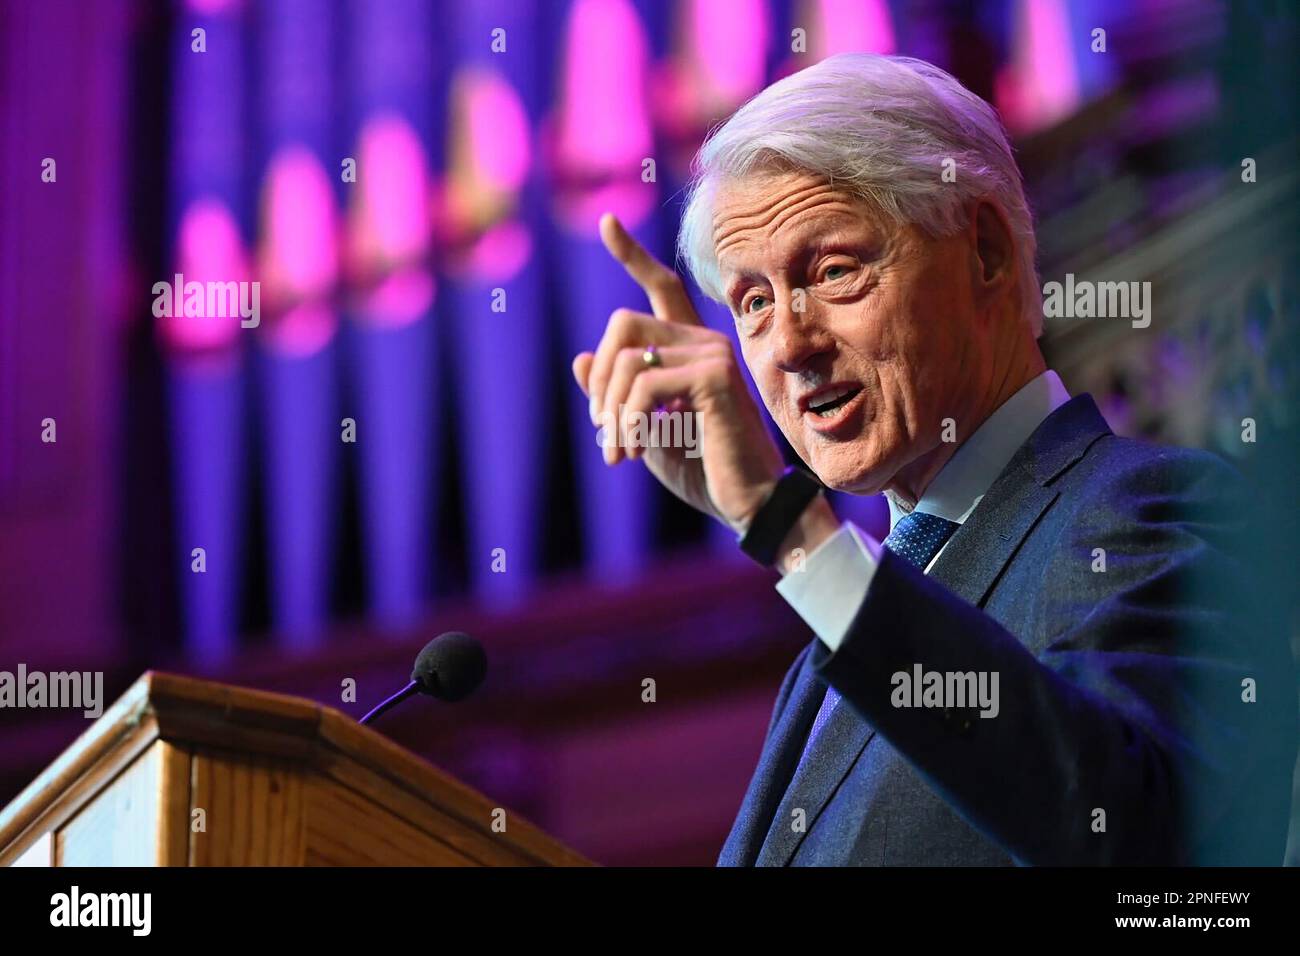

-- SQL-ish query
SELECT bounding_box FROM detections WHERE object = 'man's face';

[712,169,988,495]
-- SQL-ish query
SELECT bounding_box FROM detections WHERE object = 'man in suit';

[571,53,1297,865]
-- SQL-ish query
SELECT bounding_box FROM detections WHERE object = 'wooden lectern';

[0,672,591,866]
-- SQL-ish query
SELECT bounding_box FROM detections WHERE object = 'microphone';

[359,631,487,725]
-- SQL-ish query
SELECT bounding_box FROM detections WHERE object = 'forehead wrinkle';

[712,182,861,260]
[712,179,828,245]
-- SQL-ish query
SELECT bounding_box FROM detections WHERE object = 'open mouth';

[806,384,863,419]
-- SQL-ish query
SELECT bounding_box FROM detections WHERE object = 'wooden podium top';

[0,671,592,866]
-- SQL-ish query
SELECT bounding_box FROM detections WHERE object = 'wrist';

[735,465,828,569]
[774,495,839,575]
[730,478,778,535]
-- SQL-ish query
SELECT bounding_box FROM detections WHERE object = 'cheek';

[747,361,809,451]
[833,292,907,396]
[834,289,942,449]
[912,247,978,347]
[867,261,967,390]
[761,374,798,434]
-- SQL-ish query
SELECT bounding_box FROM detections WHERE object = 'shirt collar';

[887,370,1071,531]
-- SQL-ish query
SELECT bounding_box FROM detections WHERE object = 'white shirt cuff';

[774,520,879,652]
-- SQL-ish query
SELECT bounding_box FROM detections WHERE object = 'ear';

[971,200,1016,295]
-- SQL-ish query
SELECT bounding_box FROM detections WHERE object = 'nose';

[769,293,832,373]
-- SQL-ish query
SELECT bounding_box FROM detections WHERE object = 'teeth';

[808,385,855,412]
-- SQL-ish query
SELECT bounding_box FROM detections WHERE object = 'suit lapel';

[928,479,1057,607]
[930,395,1112,607]
[757,691,876,865]
[718,645,826,865]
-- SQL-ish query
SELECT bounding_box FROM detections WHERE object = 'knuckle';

[704,338,731,360]
[656,267,683,291]
[616,345,644,372]
[608,307,642,333]
[632,369,671,409]
[702,357,731,386]
[626,371,653,404]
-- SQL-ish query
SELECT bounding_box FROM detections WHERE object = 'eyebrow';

[719,219,876,304]
[723,270,767,306]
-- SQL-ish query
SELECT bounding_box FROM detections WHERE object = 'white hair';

[677,53,1042,337]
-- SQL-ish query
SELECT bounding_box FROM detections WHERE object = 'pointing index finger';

[599,212,700,326]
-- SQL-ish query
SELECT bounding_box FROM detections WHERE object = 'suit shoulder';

[1064,434,1247,510]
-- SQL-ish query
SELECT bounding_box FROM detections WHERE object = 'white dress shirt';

[776,370,1072,651]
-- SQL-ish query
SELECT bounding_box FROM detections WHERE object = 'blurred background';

[1,0,1297,865]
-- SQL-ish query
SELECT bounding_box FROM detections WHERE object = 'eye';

[820,262,853,282]
[742,293,770,314]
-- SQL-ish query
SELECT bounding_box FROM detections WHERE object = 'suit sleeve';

[812,449,1298,865]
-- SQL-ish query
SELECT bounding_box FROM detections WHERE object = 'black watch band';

[737,465,823,567]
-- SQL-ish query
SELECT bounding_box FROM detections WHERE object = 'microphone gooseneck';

[358,680,419,725]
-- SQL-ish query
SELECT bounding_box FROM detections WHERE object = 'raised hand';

[571,213,787,533]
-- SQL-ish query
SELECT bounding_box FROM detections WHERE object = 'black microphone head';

[411,631,486,702]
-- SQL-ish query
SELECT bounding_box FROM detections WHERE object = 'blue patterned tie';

[794,510,960,768]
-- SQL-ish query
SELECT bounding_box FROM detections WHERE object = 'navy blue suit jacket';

[720,395,1297,866]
